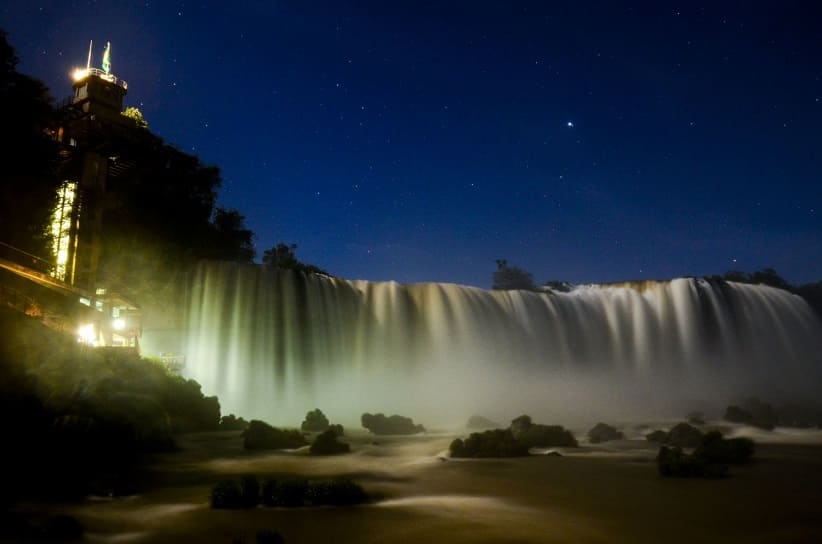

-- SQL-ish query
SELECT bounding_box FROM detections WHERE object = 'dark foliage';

[239,475,261,508]
[305,478,369,506]
[300,408,330,432]
[0,310,221,503]
[243,420,307,450]
[262,478,308,508]
[263,243,328,275]
[328,423,345,436]
[665,422,704,448]
[646,430,669,443]
[510,415,578,448]
[724,398,777,430]
[466,415,500,429]
[361,412,425,435]
[0,30,59,258]
[587,423,624,443]
[309,429,351,455]
[259,477,368,508]
[211,480,244,509]
[693,431,755,465]
[657,430,756,478]
[220,414,249,431]
[657,446,728,478]
[450,429,530,458]
[492,259,536,290]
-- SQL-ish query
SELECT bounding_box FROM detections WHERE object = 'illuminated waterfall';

[182,263,822,425]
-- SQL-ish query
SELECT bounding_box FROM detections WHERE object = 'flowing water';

[179,263,822,425]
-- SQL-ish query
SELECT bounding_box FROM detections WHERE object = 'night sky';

[3,1,821,288]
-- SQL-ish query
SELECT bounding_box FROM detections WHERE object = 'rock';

[509,415,578,447]
[645,430,669,443]
[361,413,425,435]
[449,429,530,458]
[587,423,624,443]
[693,431,754,464]
[666,422,703,448]
[309,428,351,455]
[243,420,307,450]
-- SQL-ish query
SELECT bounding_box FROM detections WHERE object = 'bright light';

[72,68,89,81]
[112,318,126,331]
[77,323,97,345]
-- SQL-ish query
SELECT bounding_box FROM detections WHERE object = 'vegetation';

[450,415,577,458]
[450,429,530,458]
[361,413,425,435]
[243,420,308,450]
[492,259,536,291]
[587,423,624,443]
[263,243,328,275]
[300,408,330,432]
[309,429,351,455]
[510,415,578,448]
[657,431,755,478]
[220,414,250,431]
[0,309,221,503]
[215,477,368,509]
[646,430,669,443]
[665,422,704,448]
[0,30,59,259]
[723,398,778,430]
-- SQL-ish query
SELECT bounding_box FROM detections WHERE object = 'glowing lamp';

[72,68,89,81]
[77,323,96,345]
[112,318,126,331]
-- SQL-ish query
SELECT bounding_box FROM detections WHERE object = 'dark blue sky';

[3,1,821,287]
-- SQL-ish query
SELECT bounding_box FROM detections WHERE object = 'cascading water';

[180,262,822,425]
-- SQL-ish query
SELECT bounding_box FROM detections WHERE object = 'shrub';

[693,431,755,464]
[211,480,243,509]
[361,413,425,435]
[306,478,368,506]
[666,422,703,448]
[587,423,624,443]
[656,446,727,478]
[450,429,530,458]
[261,478,308,508]
[243,420,307,450]
[328,423,344,436]
[300,409,330,432]
[220,414,249,431]
[309,429,351,455]
[517,424,578,448]
[239,475,260,508]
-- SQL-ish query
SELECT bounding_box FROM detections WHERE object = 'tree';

[262,243,327,275]
[492,259,535,291]
[121,106,148,129]
[0,29,59,258]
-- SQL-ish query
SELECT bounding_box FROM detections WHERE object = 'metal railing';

[75,67,128,90]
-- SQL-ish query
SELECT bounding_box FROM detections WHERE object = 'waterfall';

[179,262,822,425]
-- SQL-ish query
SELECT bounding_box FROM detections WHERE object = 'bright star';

[567,121,574,128]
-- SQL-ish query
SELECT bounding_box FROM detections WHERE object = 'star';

[567,121,574,128]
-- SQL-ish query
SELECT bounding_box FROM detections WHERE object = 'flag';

[102,42,111,73]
